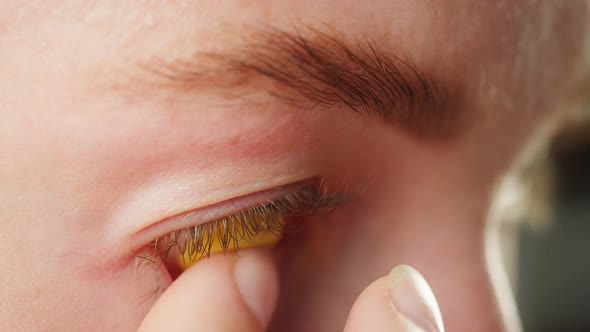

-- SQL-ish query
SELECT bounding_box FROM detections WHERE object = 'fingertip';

[388,265,444,332]
[138,250,278,332]
[344,265,444,332]
[344,276,418,332]
[138,254,236,332]
[234,249,279,328]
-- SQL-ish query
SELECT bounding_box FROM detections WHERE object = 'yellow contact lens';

[178,215,285,271]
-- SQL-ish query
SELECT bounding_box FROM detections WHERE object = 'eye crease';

[149,179,353,273]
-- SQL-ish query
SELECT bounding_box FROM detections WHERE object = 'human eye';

[136,177,354,277]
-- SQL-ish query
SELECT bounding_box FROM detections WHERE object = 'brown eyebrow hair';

[139,27,462,139]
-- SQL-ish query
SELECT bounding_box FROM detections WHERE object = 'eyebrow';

[139,27,461,140]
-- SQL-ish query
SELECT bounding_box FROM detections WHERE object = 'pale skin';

[0,1,588,331]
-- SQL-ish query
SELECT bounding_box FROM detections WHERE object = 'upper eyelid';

[130,180,314,252]
[155,182,349,261]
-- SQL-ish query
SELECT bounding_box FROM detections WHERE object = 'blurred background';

[508,105,590,331]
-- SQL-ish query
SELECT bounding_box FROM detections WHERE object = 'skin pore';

[0,1,588,331]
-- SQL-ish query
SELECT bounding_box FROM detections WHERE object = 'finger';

[138,249,278,332]
[344,265,444,332]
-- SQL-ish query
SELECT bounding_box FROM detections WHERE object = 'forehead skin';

[1,1,586,155]
[0,1,587,331]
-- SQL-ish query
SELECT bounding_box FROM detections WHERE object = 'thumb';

[344,265,444,332]
[138,249,278,332]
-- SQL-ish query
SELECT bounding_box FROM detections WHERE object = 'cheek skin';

[0,244,163,331]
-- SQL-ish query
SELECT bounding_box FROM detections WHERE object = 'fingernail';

[233,250,278,328]
[388,265,445,332]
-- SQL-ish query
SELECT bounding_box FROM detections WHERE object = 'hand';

[138,250,444,332]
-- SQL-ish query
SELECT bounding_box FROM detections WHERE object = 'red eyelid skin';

[130,179,314,255]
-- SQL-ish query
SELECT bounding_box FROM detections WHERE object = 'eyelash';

[148,179,352,264]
